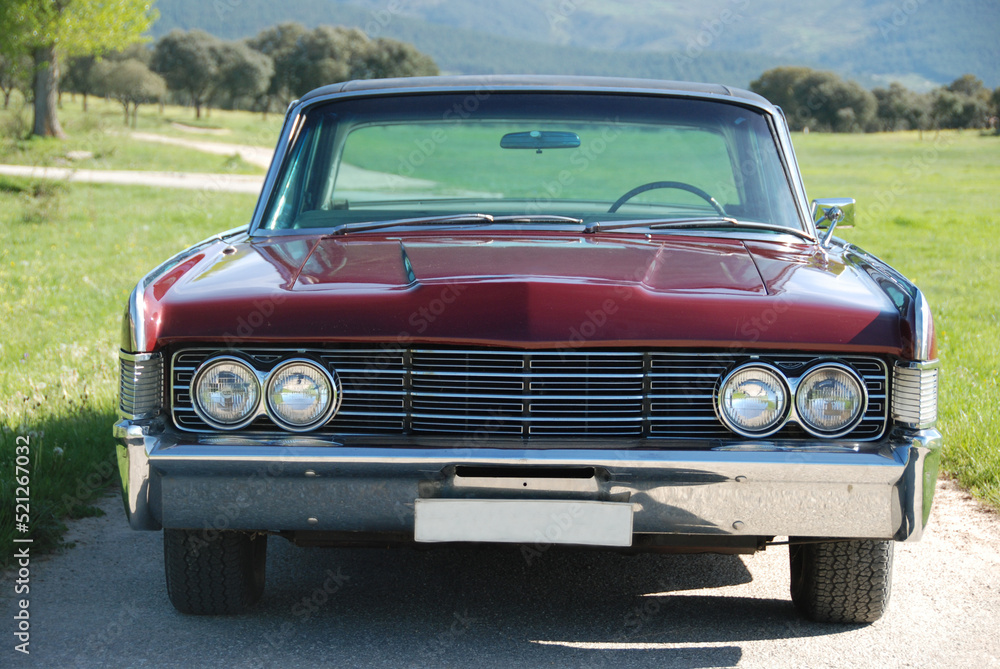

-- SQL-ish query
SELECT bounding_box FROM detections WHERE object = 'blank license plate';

[414,499,633,547]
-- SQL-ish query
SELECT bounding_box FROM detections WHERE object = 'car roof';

[296,75,776,112]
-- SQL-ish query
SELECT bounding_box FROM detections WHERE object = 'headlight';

[795,363,866,437]
[265,359,339,432]
[716,364,789,437]
[192,357,261,429]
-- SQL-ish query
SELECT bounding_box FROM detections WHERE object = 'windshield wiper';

[325,213,583,236]
[325,213,496,236]
[584,216,815,241]
[492,215,584,224]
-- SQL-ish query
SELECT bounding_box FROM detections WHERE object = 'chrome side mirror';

[811,198,855,247]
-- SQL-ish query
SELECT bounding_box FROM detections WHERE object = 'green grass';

[0,180,257,564]
[1,93,273,172]
[0,115,997,567]
[796,129,1000,508]
[47,94,284,147]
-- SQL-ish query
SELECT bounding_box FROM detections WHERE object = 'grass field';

[795,130,1000,508]
[1,94,270,173]
[0,103,997,565]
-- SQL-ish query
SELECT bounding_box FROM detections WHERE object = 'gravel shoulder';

[2,478,998,668]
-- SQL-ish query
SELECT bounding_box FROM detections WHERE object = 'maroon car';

[115,76,940,622]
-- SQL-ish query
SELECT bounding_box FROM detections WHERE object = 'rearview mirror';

[500,130,581,151]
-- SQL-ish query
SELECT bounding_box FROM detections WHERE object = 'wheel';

[164,529,267,615]
[789,538,893,624]
[607,180,726,214]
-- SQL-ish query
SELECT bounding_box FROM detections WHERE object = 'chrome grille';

[119,352,163,419]
[171,348,888,440]
[410,350,644,436]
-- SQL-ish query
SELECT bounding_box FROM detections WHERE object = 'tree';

[61,55,96,111]
[750,66,875,132]
[748,66,814,130]
[357,38,439,80]
[992,87,1000,133]
[0,51,32,109]
[927,76,992,130]
[211,41,274,111]
[944,74,991,129]
[151,30,222,119]
[873,83,929,132]
[246,22,308,114]
[930,89,964,130]
[90,59,166,127]
[947,74,988,98]
[288,26,371,96]
[0,0,156,137]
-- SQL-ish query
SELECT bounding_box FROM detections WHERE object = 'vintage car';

[115,75,940,623]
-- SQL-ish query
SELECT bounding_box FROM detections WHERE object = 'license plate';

[414,499,633,547]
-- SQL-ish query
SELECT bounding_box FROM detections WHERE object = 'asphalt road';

[3,478,998,668]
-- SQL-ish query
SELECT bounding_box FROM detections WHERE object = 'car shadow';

[238,539,862,668]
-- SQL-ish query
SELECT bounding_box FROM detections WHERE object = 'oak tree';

[0,0,157,137]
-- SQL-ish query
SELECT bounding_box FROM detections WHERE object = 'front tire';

[789,538,893,623]
[164,529,267,615]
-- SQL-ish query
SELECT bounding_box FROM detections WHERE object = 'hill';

[150,0,1000,89]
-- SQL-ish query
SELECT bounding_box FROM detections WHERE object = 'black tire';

[164,529,267,615]
[789,538,893,624]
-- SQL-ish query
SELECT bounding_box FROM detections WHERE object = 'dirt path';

[0,164,264,193]
[2,478,998,667]
[129,132,275,169]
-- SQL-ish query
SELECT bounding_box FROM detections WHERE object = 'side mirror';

[810,197,855,246]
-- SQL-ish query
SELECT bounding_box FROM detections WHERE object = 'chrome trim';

[714,363,791,438]
[118,351,163,420]
[811,198,855,248]
[114,420,161,531]
[264,358,343,432]
[171,348,889,441]
[770,107,815,235]
[892,360,939,429]
[248,103,303,232]
[715,359,880,440]
[123,284,143,353]
[115,424,942,540]
[794,362,868,439]
[914,289,935,362]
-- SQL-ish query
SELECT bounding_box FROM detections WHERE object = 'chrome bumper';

[115,422,942,542]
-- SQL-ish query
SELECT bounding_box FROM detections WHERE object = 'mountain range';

[150,0,1000,90]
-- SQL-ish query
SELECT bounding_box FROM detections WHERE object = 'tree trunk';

[132,105,139,128]
[83,92,88,112]
[2,90,10,109]
[32,44,66,138]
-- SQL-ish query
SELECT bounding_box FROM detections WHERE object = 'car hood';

[139,231,905,354]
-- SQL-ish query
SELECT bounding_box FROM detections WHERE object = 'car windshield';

[260,92,804,234]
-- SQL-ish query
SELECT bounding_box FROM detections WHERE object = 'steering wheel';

[608,181,726,215]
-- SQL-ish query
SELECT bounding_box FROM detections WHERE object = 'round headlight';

[265,360,339,432]
[717,364,789,437]
[795,364,866,437]
[192,357,261,430]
